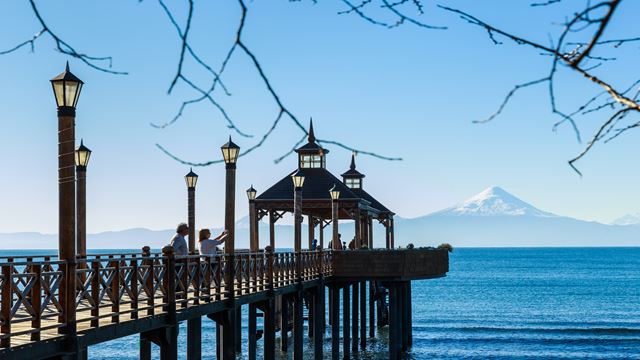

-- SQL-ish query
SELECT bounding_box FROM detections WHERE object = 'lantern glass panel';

[53,82,65,107]
[75,149,91,167]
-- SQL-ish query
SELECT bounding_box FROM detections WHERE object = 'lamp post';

[330,184,340,250]
[220,136,240,359]
[246,185,258,251]
[75,140,91,258]
[291,169,305,360]
[51,62,83,336]
[185,168,198,253]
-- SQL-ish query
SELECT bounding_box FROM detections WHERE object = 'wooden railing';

[0,249,330,348]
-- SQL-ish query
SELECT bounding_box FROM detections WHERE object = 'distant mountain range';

[1,186,638,249]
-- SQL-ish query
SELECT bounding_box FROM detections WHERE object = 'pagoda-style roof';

[256,168,358,201]
[254,120,393,220]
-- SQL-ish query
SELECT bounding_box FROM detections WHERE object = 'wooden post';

[235,306,242,353]
[293,293,304,360]
[319,219,324,249]
[385,218,390,249]
[354,208,361,248]
[31,264,42,341]
[221,157,237,359]
[407,282,412,347]
[140,334,151,360]
[161,246,179,360]
[187,317,202,360]
[307,215,312,249]
[390,216,395,249]
[264,247,276,360]
[331,285,340,360]
[269,210,276,250]
[313,285,324,360]
[76,166,87,257]
[248,303,257,360]
[249,199,258,251]
[280,296,289,351]
[360,281,367,347]
[388,283,401,360]
[343,285,350,360]
[1,265,11,348]
[352,283,358,352]
[331,200,339,250]
[57,108,77,337]
[187,187,196,252]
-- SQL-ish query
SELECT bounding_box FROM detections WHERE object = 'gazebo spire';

[308,118,316,143]
[341,152,365,189]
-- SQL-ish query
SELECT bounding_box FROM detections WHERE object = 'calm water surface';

[6,248,640,359]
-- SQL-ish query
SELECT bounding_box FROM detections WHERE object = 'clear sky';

[0,1,639,234]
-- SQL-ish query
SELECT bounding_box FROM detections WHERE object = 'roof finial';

[65,61,70,72]
[308,118,316,143]
[350,151,356,170]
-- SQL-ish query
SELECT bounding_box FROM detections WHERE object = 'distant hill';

[1,186,639,249]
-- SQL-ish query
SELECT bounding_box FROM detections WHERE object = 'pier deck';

[0,248,448,360]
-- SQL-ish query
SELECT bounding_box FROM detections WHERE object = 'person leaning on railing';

[198,228,228,255]
[169,223,189,256]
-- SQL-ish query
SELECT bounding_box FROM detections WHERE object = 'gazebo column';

[353,208,361,249]
[269,210,276,249]
[319,220,325,250]
[390,216,395,249]
[385,218,391,249]
[308,215,315,249]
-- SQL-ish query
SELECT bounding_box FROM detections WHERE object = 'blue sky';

[0,1,639,233]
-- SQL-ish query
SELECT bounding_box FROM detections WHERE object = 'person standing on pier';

[198,228,228,255]
[169,222,190,256]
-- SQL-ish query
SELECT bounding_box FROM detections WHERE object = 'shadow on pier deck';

[0,248,448,360]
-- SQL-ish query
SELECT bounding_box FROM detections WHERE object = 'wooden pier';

[4,81,450,360]
[0,248,448,360]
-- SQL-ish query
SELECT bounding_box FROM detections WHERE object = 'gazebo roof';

[256,168,359,202]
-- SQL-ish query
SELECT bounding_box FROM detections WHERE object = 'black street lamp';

[185,168,198,253]
[51,61,83,336]
[220,136,240,358]
[247,185,259,251]
[291,169,305,360]
[75,140,91,258]
[330,185,340,250]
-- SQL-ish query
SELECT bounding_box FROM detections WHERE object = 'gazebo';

[252,120,396,251]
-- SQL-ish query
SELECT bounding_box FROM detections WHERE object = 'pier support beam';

[388,284,401,360]
[293,292,304,360]
[280,296,289,351]
[313,285,324,360]
[263,299,276,360]
[361,281,367,347]
[140,334,151,360]
[343,285,350,360]
[235,306,242,353]
[141,326,178,360]
[215,309,237,360]
[187,317,201,360]
[248,304,257,360]
[351,283,358,352]
[331,286,340,360]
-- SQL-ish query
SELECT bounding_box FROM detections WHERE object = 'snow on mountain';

[612,213,640,226]
[433,186,557,217]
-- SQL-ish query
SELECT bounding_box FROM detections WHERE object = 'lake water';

[3,248,639,359]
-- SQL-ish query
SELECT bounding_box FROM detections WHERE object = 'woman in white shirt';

[198,228,228,256]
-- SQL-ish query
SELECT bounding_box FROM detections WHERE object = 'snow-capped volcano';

[434,186,557,217]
